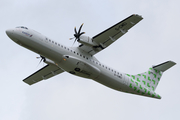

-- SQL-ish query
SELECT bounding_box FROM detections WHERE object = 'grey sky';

[1,0,180,120]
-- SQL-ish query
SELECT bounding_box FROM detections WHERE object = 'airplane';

[6,14,176,99]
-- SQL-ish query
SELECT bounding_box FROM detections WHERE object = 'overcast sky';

[1,0,180,120]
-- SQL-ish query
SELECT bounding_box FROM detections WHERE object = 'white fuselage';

[6,27,133,93]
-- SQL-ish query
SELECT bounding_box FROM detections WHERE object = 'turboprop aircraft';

[6,14,176,99]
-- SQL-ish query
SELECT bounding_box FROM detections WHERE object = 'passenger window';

[55,42,57,45]
[58,44,60,46]
[52,41,54,43]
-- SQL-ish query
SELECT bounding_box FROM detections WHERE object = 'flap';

[23,64,64,85]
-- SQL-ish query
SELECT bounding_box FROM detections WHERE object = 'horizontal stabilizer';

[153,61,176,72]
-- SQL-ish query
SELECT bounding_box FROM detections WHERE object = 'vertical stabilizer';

[126,61,176,99]
[134,61,176,91]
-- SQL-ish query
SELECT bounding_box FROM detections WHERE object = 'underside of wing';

[78,14,143,55]
[23,64,64,85]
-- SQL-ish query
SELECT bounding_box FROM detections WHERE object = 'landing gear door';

[76,62,84,70]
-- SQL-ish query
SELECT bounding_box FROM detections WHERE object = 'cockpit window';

[16,26,28,29]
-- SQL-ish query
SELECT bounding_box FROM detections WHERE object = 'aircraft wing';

[79,14,143,55]
[23,64,64,85]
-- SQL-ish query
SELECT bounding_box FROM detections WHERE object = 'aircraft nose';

[6,29,14,36]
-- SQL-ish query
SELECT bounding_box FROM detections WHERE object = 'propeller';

[36,55,46,66]
[69,23,85,45]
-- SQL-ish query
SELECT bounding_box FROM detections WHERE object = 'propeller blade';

[69,37,74,40]
[78,23,84,34]
[36,57,43,67]
[73,38,77,46]
[74,27,77,34]
[39,58,43,64]
[79,32,85,36]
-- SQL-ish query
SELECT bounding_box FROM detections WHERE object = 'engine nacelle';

[44,58,56,65]
[78,35,98,46]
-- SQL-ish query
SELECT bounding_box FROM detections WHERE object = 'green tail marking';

[134,87,137,91]
[142,81,146,85]
[129,83,132,88]
[154,74,156,78]
[144,88,147,93]
[148,77,151,81]
[143,75,146,79]
[137,90,140,93]
[159,72,162,76]
[140,85,142,89]
[137,78,140,82]
[157,94,161,98]
[135,82,138,86]
[152,86,155,91]
[131,75,135,79]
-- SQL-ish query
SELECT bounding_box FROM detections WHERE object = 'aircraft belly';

[58,55,100,79]
[93,72,129,92]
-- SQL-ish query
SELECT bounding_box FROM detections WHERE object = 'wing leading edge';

[79,14,143,55]
[23,64,64,85]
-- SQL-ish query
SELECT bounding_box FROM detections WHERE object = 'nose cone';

[6,29,14,37]
[6,29,14,40]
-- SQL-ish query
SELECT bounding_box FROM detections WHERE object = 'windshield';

[16,26,28,29]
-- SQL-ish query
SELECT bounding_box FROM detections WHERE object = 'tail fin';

[132,61,176,92]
